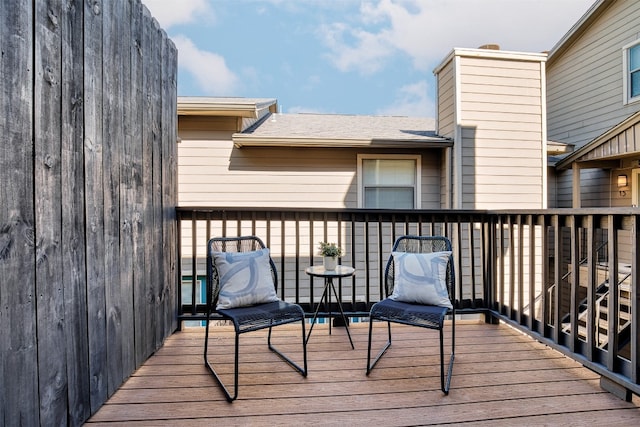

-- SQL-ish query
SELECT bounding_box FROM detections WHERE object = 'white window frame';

[357,154,421,209]
[623,40,640,105]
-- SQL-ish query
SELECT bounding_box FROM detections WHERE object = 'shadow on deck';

[87,320,640,426]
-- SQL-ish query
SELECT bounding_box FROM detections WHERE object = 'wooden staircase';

[561,270,632,352]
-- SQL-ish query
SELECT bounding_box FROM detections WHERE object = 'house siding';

[437,60,455,139]
[455,54,546,209]
[547,0,640,149]
[178,123,443,209]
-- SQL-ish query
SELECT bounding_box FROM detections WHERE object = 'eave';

[232,135,453,149]
[177,97,277,118]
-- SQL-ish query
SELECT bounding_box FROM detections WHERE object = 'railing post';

[585,215,595,362]
[607,215,619,370]
[552,214,561,344]
[632,214,640,386]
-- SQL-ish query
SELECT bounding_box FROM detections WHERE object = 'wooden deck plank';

[87,320,640,425]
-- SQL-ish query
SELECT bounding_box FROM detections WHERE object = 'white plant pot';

[323,256,337,271]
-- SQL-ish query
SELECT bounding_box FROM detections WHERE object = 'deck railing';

[176,207,639,398]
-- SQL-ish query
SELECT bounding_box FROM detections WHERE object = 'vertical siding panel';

[34,0,67,423]
[84,0,108,412]
[61,0,90,422]
[0,1,38,424]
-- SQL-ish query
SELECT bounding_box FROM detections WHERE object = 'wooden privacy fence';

[0,1,177,425]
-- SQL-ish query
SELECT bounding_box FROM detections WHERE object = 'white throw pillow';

[389,251,453,309]
[213,248,279,309]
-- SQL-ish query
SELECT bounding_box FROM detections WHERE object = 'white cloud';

[319,22,394,75]
[172,35,239,95]
[376,80,433,118]
[142,0,213,28]
[320,0,594,74]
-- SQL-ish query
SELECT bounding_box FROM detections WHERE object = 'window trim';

[357,154,421,209]
[622,40,640,105]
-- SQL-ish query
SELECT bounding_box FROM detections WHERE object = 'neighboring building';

[177,0,640,211]
[178,98,452,209]
[548,0,640,208]
[177,53,553,212]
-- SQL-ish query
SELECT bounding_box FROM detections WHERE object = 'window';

[181,277,204,305]
[623,41,640,104]
[358,154,420,208]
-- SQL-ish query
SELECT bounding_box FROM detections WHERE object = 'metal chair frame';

[366,235,455,394]
[203,236,308,402]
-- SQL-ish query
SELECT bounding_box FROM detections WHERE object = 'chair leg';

[204,324,239,402]
[267,321,308,377]
[203,308,239,402]
[439,326,455,395]
[366,320,392,375]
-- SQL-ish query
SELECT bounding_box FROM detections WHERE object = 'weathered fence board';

[0,0,38,425]
[129,0,147,368]
[162,19,179,342]
[141,4,157,363]
[35,0,66,423]
[84,0,108,414]
[1,0,177,424]
[61,0,91,423]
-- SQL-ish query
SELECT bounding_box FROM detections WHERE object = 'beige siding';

[437,60,455,138]
[547,0,640,149]
[457,55,545,209]
[178,129,443,209]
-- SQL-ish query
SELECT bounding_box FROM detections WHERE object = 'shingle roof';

[234,113,450,148]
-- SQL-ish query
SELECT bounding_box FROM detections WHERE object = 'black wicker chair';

[203,236,307,402]
[366,235,455,394]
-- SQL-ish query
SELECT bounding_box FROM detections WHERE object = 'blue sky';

[143,0,595,118]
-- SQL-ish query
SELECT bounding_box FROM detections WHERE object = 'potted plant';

[319,241,343,270]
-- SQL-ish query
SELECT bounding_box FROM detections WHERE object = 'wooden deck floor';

[86,319,640,426]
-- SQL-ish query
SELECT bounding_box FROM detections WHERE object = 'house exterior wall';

[178,116,444,208]
[436,50,547,209]
[547,0,640,149]
[436,59,456,139]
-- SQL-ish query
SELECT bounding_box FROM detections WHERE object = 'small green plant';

[318,241,343,258]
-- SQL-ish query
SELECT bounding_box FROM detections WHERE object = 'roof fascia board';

[556,111,640,169]
[177,98,277,118]
[232,135,453,149]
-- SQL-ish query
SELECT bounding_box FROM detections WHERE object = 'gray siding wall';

[547,0,640,149]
